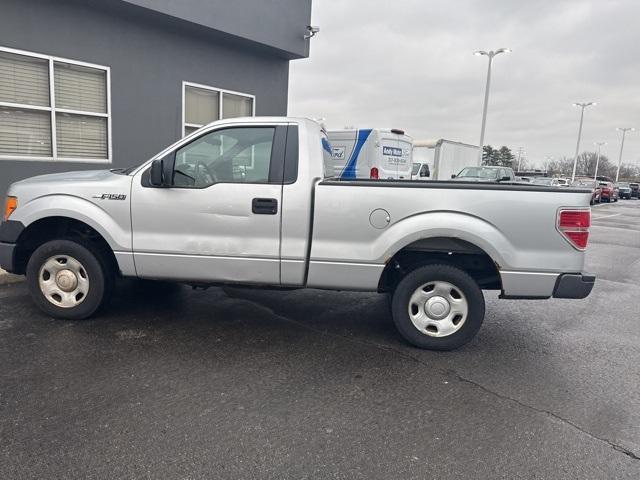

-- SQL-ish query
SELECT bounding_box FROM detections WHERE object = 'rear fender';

[378,211,512,268]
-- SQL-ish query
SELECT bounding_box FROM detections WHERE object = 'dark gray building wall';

[122,0,312,58]
[0,0,304,198]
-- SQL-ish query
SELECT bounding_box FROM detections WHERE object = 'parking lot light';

[593,141,606,181]
[570,102,596,183]
[474,48,511,163]
[615,127,635,182]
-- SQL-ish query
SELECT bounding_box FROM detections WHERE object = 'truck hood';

[7,169,134,207]
[12,169,116,185]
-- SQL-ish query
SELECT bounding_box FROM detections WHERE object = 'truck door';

[130,124,291,284]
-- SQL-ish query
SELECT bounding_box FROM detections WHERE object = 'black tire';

[26,239,114,320]
[391,264,485,350]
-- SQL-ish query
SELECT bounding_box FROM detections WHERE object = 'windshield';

[412,163,420,175]
[457,167,499,179]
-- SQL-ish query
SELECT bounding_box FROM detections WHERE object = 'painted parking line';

[592,213,622,220]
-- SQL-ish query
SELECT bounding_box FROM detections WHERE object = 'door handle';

[252,197,278,215]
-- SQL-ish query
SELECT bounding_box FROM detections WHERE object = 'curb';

[0,268,24,286]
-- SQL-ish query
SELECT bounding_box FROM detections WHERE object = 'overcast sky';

[288,0,640,168]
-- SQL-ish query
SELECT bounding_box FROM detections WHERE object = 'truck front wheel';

[391,264,485,350]
[26,239,114,320]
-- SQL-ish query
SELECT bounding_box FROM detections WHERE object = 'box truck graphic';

[326,128,412,180]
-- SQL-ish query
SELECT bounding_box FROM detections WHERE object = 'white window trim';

[0,45,112,164]
[182,81,255,137]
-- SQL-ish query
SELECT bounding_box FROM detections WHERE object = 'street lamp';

[516,147,525,172]
[474,48,511,163]
[593,141,606,181]
[615,127,635,182]
[570,102,596,182]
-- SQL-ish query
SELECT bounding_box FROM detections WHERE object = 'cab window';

[172,127,275,187]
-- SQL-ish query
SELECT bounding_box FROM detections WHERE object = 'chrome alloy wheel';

[407,280,468,337]
[38,255,90,308]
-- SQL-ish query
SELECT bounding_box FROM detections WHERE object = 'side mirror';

[451,174,456,179]
[150,159,164,187]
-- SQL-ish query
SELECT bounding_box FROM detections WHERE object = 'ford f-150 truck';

[0,117,595,350]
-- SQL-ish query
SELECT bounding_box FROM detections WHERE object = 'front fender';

[11,194,131,251]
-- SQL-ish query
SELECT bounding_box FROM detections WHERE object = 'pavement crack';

[450,371,640,462]
[224,289,640,462]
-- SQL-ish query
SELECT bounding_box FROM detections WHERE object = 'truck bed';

[306,178,592,297]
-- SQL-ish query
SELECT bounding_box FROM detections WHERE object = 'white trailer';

[326,128,412,180]
[413,139,480,180]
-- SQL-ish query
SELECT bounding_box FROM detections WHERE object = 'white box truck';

[326,128,412,180]
[413,139,480,181]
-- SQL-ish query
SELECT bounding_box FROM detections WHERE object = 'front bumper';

[552,273,595,299]
[0,220,24,273]
[0,242,16,273]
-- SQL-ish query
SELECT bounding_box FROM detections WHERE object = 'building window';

[0,46,111,163]
[182,81,254,136]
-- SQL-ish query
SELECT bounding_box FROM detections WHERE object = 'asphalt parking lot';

[1,200,639,479]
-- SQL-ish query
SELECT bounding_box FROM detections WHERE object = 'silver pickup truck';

[0,117,595,350]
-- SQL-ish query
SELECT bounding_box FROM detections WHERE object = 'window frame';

[182,81,255,137]
[0,45,112,164]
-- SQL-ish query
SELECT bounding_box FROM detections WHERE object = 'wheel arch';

[378,236,503,293]
[12,216,119,276]
[373,211,511,292]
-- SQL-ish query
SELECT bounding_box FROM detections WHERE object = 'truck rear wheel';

[391,264,485,350]
[26,239,114,320]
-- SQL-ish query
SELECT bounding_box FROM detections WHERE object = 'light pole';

[544,155,554,174]
[593,141,606,181]
[570,102,595,182]
[516,147,525,172]
[474,48,511,163]
[615,127,635,182]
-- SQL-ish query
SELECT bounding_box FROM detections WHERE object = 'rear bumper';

[552,273,595,299]
[500,270,595,300]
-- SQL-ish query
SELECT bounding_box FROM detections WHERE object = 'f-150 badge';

[92,194,127,200]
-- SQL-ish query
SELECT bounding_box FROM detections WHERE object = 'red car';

[573,178,601,205]
[598,181,617,202]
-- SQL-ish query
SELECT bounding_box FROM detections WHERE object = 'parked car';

[0,117,595,351]
[598,181,617,202]
[530,177,565,187]
[411,162,431,180]
[555,178,570,187]
[617,182,632,199]
[451,166,516,182]
[573,178,601,205]
[630,182,640,198]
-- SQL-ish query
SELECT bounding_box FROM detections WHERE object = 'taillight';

[557,209,590,250]
[370,167,379,179]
